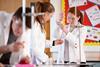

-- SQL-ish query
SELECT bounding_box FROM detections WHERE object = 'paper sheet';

[88,0,100,5]
[85,5,100,26]
[68,0,87,7]
[86,26,100,41]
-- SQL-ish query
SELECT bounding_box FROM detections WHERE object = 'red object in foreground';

[19,57,30,64]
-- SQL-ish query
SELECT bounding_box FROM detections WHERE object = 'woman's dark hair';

[34,1,55,30]
[68,7,83,24]
[13,7,31,28]
[10,7,31,33]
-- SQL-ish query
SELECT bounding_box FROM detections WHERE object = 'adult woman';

[0,7,31,64]
[58,7,87,64]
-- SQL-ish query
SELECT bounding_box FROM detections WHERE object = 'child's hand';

[55,39,63,45]
[56,12,63,23]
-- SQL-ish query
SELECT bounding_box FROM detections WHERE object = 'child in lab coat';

[57,7,87,64]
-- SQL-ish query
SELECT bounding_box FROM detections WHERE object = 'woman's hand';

[55,39,63,45]
[62,26,69,34]
[9,42,24,52]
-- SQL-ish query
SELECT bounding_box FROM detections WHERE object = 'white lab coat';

[0,11,13,57]
[31,21,54,64]
[10,29,32,64]
[0,11,12,46]
[64,24,87,63]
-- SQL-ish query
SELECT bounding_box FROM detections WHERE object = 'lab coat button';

[75,43,77,48]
